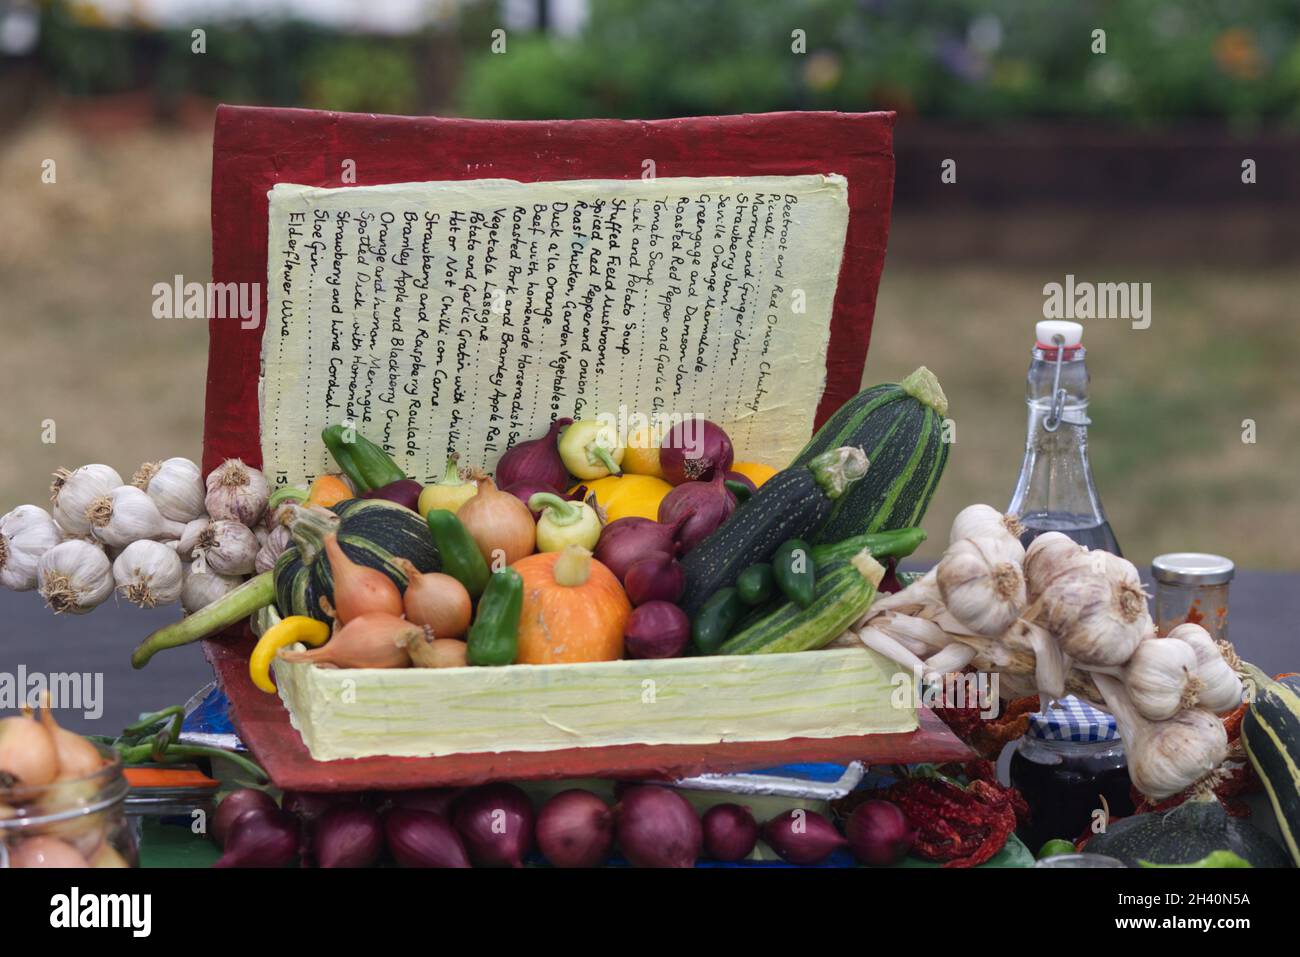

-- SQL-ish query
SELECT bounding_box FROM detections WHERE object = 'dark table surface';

[4,569,1297,736]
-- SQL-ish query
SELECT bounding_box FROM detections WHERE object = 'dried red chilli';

[875,764,1026,868]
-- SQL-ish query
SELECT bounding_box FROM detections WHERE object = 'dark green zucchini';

[792,367,949,543]
[1240,665,1300,866]
[677,447,869,619]
[274,498,439,621]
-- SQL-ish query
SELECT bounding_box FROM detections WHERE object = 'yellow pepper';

[575,474,673,522]
[249,615,331,693]
[621,424,664,478]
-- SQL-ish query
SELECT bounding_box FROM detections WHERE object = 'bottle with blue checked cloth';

[1009,695,1136,851]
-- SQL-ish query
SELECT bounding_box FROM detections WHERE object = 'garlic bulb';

[194,520,259,576]
[1095,673,1226,800]
[49,465,123,537]
[1032,550,1151,667]
[171,518,210,562]
[86,485,186,548]
[1023,531,1088,602]
[949,504,1024,545]
[112,540,183,608]
[1168,622,1243,714]
[936,535,1027,636]
[132,457,206,523]
[254,524,292,574]
[205,459,269,527]
[0,505,63,591]
[37,540,113,615]
[181,558,242,614]
[1124,636,1203,721]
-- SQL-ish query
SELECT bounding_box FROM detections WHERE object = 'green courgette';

[677,446,869,618]
[692,587,745,655]
[792,367,949,543]
[720,550,884,655]
[736,563,776,606]
[772,538,816,608]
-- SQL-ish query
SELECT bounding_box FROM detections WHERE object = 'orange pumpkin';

[512,546,631,664]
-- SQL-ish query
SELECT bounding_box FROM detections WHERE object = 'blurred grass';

[0,116,1296,569]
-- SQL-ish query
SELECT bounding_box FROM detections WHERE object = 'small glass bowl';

[1,744,138,868]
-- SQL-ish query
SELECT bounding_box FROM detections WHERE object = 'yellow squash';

[575,474,673,522]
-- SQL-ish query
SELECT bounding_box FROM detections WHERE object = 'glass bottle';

[1008,320,1121,554]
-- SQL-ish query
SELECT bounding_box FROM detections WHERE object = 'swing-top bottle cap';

[1036,320,1083,350]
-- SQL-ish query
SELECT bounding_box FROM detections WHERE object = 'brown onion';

[324,533,403,623]
[280,613,418,669]
[456,476,537,566]
[398,560,471,639]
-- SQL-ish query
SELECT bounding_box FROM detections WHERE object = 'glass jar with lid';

[1009,696,1135,852]
[1151,552,1233,640]
[1,744,138,868]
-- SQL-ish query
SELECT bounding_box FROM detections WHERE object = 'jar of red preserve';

[1009,696,1135,852]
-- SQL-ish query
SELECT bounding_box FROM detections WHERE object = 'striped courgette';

[1241,664,1300,866]
[719,550,884,655]
[792,367,949,544]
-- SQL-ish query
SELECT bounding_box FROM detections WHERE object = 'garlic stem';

[855,624,927,674]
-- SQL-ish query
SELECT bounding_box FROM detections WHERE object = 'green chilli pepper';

[426,509,491,600]
[466,569,524,666]
[773,538,816,608]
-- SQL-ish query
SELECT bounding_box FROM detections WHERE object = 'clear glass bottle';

[1008,320,1121,555]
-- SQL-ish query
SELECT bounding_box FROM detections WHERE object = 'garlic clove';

[1168,623,1244,715]
[36,540,113,615]
[936,535,1027,637]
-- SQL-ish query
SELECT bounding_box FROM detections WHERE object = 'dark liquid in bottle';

[1017,512,1121,556]
[1009,748,1136,851]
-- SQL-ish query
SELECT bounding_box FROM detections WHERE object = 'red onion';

[702,804,759,861]
[594,516,685,582]
[657,473,736,553]
[503,480,563,517]
[214,808,299,868]
[615,785,701,868]
[360,478,423,510]
[212,788,278,848]
[660,419,734,484]
[536,789,614,868]
[382,788,463,817]
[495,418,573,491]
[623,555,685,606]
[312,803,383,868]
[384,808,471,868]
[845,800,916,866]
[761,809,847,865]
[624,601,691,659]
[452,783,535,868]
[280,790,361,823]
